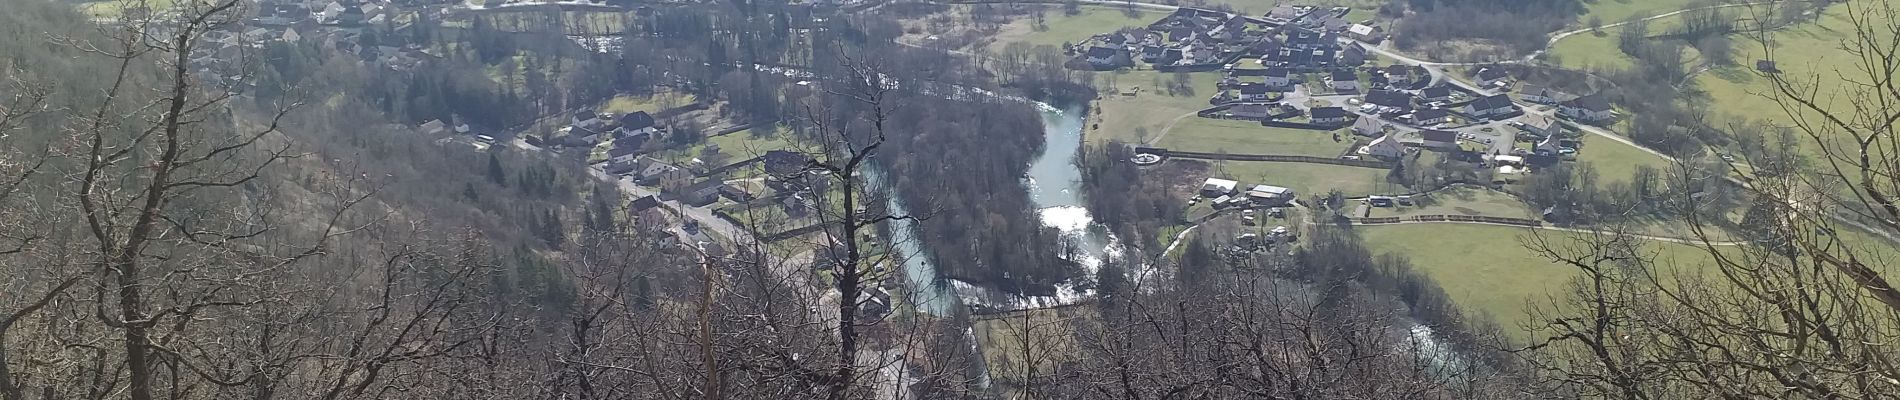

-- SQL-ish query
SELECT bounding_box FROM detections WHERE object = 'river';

[889,105,1125,313]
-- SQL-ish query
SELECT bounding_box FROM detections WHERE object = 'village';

[1060,4,1621,250]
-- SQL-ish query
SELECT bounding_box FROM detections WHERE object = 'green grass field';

[1155,118,1354,157]
[1694,3,1893,148]
[1577,0,1703,26]
[601,93,696,116]
[77,0,181,18]
[1088,70,1223,144]
[1360,224,1714,337]
[706,128,795,158]
[990,7,1157,52]
[1210,160,1390,197]
[1546,13,1703,71]
[1574,133,1673,185]
[1367,186,1536,219]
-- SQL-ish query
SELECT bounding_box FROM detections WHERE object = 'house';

[281,28,302,43]
[255,3,309,25]
[1330,70,1360,92]
[1140,45,1165,62]
[571,126,607,144]
[1119,28,1154,45]
[1201,178,1239,197]
[418,119,446,136]
[1359,133,1405,158]
[1464,94,1516,118]
[1207,20,1241,41]
[1249,38,1282,57]
[1391,65,1431,89]
[1245,184,1296,206]
[337,4,367,26]
[1368,72,1390,89]
[1284,26,1327,49]
[629,195,663,212]
[1167,26,1197,43]
[319,1,347,22]
[1309,106,1351,125]
[243,27,272,43]
[761,149,813,176]
[1347,24,1383,43]
[676,180,727,205]
[1264,66,1292,87]
[607,139,648,164]
[636,162,692,186]
[1419,86,1453,103]
[1560,94,1615,122]
[1364,89,1414,110]
[1338,44,1366,67]
[1083,46,1132,70]
[1536,133,1564,154]
[1519,114,1560,138]
[573,110,602,128]
[1419,129,1459,150]
[617,111,658,137]
[1352,117,1387,137]
[1517,85,1576,104]
[719,185,754,202]
[1315,15,1350,32]
[1237,84,1273,102]
[1411,108,1450,125]
[1267,4,1302,22]
[1476,66,1510,87]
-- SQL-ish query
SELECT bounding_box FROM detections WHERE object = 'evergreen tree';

[632,274,655,310]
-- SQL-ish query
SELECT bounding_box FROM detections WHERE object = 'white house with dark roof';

[1560,94,1615,122]
[1517,85,1577,104]
[1201,178,1239,197]
[1347,24,1383,43]
[1476,67,1510,87]
[1464,94,1516,118]
[1519,114,1560,137]
[1246,184,1296,205]
[1419,129,1459,150]
[1364,89,1413,111]
[1419,86,1453,103]
[1083,46,1132,69]
[1352,117,1387,137]
[1310,106,1351,125]
[1412,108,1450,125]
[1237,84,1273,102]
[616,111,658,138]
[1329,69,1359,92]
[607,138,647,164]
[1359,133,1405,158]
[1263,66,1292,87]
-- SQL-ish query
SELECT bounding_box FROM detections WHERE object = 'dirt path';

[1141,109,1207,145]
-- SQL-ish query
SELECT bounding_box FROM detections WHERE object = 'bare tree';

[1514,3,1900,396]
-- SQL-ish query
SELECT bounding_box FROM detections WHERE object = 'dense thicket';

[1392,0,1580,57]
[1077,141,1185,252]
